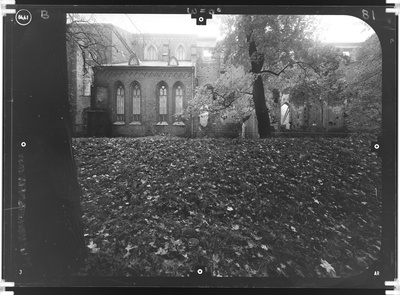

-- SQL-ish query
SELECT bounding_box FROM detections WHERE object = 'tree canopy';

[344,34,382,133]
[184,15,353,135]
[219,15,317,72]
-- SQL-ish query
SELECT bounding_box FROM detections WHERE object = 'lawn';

[18,134,382,278]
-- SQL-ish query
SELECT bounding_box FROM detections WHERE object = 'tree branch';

[258,61,322,78]
[259,63,292,76]
[238,91,253,95]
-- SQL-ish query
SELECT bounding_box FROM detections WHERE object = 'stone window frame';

[82,67,93,97]
[114,81,126,125]
[176,44,186,61]
[281,102,291,129]
[130,81,142,125]
[168,56,179,66]
[128,53,140,65]
[172,81,185,126]
[145,44,158,61]
[156,81,169,125]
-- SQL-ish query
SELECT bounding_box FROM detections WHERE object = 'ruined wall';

[244,92,346,137]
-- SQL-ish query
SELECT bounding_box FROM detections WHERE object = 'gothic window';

[176,45,185,60]
[281,103,290,130]
[132,84,141,122]
[175,85,183,115]
[159,85,168,122]
[116,85,125,122]
[146,45,157,60]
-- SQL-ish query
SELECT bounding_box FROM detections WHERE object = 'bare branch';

[259,63,292,76]
[238,91,253,95]
[259,61,322,78]
[295,61,321,78]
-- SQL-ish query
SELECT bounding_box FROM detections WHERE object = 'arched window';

[146,45,157,60]
[132,83,141,122]
[281,103,290,130]
[159,85,168,122]
[176,45,185,60]
[175,85,183,115]
[116,84,125,122]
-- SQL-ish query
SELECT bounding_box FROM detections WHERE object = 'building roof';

[132,33,217,47]
[323,41,361,49]
[104,60,194,67]
[196,37,217,47]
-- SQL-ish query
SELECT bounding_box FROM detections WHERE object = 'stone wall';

[244,93,346,137]
[67,44,93,136]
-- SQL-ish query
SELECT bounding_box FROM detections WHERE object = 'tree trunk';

[14,10,86,278]
[247,33,271,138]
[252,76,271,138]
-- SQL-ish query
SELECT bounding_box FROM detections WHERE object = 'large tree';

[184,16,351,136]
[13,10,86,277]
[217,15,317,138]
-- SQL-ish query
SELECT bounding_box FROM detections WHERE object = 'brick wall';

[69,27,224,137]
[130,34,197,61]
[94,66,194,137]
[196,59,220,87]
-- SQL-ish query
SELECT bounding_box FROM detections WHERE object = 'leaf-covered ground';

[16,135,381,278]
[70,135,381,278]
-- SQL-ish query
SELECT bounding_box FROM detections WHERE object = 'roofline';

[134,33,198,38]
[95,65,195,70]
[323,41,362,47]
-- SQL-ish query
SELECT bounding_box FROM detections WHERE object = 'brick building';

[68,23,222,137]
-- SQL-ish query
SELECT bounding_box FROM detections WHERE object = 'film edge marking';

[0,0,15,15]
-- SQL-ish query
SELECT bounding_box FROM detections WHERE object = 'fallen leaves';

[87,240,100,254]
[70,135,382,278]
[320,259,337,278]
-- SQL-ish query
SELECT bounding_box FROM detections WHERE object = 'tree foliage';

[219,15,317,72]
[184,65,255,124]
[344,34,382,133]
[270,43,349,108]
[185,15,353,136]
[199,15,320,137]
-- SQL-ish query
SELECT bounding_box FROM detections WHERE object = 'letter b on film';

[41,10,50,20]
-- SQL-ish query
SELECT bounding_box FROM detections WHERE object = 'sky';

[88,13,374,44]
